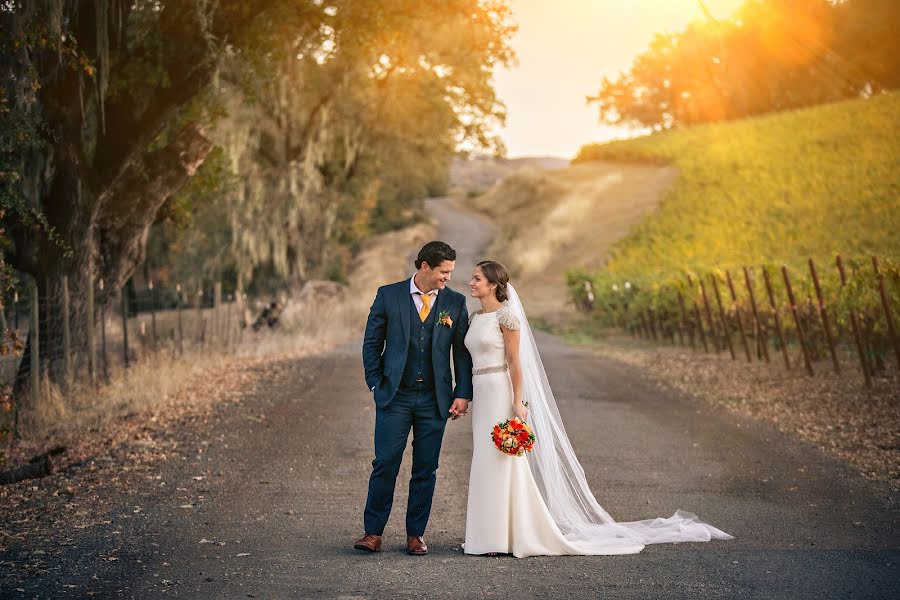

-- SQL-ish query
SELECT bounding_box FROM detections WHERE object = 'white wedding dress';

[462,287,734,558]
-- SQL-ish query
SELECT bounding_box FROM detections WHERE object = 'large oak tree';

[0,0,513,385]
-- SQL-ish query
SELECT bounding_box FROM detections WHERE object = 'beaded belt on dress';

[472,363,508,376]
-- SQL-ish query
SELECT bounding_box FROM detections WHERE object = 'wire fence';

[0,274,283,439]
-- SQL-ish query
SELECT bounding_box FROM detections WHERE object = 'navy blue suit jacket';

[362,279,474,418]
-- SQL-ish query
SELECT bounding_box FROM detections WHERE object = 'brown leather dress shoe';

[406,535,428,556]
[353,533,382,552]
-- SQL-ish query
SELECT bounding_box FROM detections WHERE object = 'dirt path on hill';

[466,160,678,325]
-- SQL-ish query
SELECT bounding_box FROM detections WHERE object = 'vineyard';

[568,255,899,384]
[569,92,900,382]
[573,92,900,275]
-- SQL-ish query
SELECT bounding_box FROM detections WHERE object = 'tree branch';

[97,122,213,289]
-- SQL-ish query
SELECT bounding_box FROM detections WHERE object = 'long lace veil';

[505,284,734,552]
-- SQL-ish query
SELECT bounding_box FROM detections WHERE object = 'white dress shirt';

[410,274,438,312]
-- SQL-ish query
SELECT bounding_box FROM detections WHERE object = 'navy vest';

[400,294,437,390]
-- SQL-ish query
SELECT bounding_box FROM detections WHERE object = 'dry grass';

[2,220,437,463]
[465,161,677,325]
[29,351,233,434]
[548,318,900,492]
[449,155,569,196]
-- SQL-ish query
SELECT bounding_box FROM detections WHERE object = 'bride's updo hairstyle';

[476,260,510,302]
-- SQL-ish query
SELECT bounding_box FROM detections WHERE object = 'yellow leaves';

[574,92,900,281]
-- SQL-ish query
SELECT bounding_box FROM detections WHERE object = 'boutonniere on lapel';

[436,310,453,328]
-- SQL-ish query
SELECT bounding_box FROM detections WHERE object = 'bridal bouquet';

[492,418,536,456]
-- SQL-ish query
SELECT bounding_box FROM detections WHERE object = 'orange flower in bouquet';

[491,417,536,456]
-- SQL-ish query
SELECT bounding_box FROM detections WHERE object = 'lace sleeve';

[496,306,520,331]
[469,309,483,325]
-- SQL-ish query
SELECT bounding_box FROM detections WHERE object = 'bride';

[462,260,734,557]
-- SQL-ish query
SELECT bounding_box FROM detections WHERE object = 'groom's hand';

[449,398,469,420]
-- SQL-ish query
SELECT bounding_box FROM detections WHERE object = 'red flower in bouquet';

[491,417,536,456]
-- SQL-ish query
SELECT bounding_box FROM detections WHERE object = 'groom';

[355,241,473,555]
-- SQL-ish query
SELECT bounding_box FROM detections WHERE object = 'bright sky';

[494,0,745,158]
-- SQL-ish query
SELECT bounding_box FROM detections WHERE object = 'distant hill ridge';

[449,155,569,195]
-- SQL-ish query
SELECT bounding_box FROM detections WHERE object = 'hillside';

[464,161,677,322]
[449,155,569,196]
[573,92,900,279]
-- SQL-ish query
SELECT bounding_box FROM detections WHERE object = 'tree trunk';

[11,123,212,389]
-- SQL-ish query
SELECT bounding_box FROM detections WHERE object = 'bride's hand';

[513,401,528,422]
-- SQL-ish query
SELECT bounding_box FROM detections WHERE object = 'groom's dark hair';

[415,241,456,270]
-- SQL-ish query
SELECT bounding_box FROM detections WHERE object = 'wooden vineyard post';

[225,295,234,349]
[686,275,709,353]
[699,278,720,353]
[86,273,96,385]
[176,284,185,355]
[42,277,49,398]
[808,258,839,373]
[672,302,685,346]
[743,267,769,362]
[781,265,813,376]
[40,277,49,400]
[237,292,246,345]
[762,267,790,369]
[196,288,204,345]
[711,274,736,360]
[100,279,109,382]
[29,280,39,408]
[149,280,158,349]
[873,256,900,372]
[677,291,694,349]
[726,270,752,362]
[121,284,130,369]
[835,256,869,386]
[214,281,222,345]
[647,309,659,341]
[61,275,72,387]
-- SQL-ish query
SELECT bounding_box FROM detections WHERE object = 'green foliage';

[571,92,900,369]
[0,15,83,278]
[144,1,515,295]
[575,92,900,277]
[588,0,900,129]
[146,146,238,287]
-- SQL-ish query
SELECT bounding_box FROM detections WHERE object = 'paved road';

[5,198,897,599]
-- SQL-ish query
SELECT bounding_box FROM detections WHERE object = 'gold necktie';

[419,292,431,322]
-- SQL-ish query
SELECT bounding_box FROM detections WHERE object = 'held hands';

[449,398,469,420]
[512,399,528,422]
